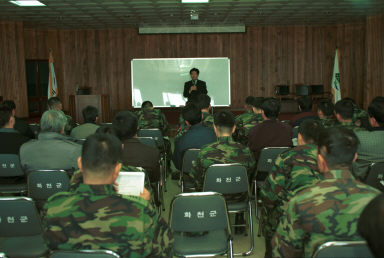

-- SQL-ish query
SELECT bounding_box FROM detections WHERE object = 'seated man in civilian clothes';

[260,119,324,257]
[20,110,81,171]
[235,97,264,145]
[43,133,173,257]
[352,96,384,181]
[248,98,292,162]
[358,193,384,258]
[290,96,318,127]
[0,103,30,154]
[317,98,336,128]
[2,100,34,139]
[70,105,100,139]
[272,127,380,258]
[113,111,161,185]
[190,110,255,190]
[48,96,74,134]
[334,99,364,132]
[173,103,217,171]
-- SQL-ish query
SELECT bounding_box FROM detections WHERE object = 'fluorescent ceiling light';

[9,1,45,6]
[182,0,209,3]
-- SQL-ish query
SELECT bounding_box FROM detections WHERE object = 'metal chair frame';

[312,241,373,258]
[51,249,120,258]
[181,148,200,193]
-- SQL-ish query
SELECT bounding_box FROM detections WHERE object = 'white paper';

[115,172,145,196]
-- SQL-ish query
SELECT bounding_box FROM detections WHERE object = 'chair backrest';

[170,192,231,233]
[0,154,24,177]
[292,126,299,139]
[29,123,40,139]
[312,241,373,258]
[51,250,120,258]
[296,85,309,96]
[182,149,200,174]
[0,197,42,237]
[365,162,384,191]
[138,129,164,146]
[137,137,158,149]
[256,147,291,173]
[27,170,70,201]
[203,164,249,195]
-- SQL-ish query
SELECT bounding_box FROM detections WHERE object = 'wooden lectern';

[69,95,111,123]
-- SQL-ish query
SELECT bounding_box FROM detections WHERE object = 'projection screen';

[131,58,230,108]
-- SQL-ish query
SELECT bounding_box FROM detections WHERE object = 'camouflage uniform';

[235,109,254,125]
[202,111,214,128]
[235,113,264,145]
[137,108,169,135]
[190,136,255,191]
[43,183,173,257]
[334,121,365,132]
[319,117,337,128]
[260,144,323,240]
[352,107,368,124]
[272,169,379,257]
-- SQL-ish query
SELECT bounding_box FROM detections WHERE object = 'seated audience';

[70,105,100,139]
[190,110,255,190]
[248,98,292,161]
[113,111,161,184]
[260,119,323,257]
[196,94,214,128]
[334,99,364,132]
[343,97,369,127]
[43,133,173,257]
[272,127,380,257]
[290,96,318,127]
[137,100,169,135]
[353,96,384,181]
[2,100,34,138]
[317,99,336,128]
[20,110,81,171]
[0,103,30,154]
[235,97,264,145]
[358,193,384,258]
[235,96,255,127]
[173,104,216,171]
[48,96,73,133]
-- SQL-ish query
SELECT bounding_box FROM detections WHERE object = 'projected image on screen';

[131,58,230,108]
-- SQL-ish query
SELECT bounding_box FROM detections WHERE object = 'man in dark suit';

[0,103,30,154]
[2,100,34,139]
[183,68,208,99]
[112,110,161,184]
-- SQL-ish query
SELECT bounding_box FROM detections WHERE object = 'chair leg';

[228,238,234,258]
[243,201,255,256]
[254,179,258,220]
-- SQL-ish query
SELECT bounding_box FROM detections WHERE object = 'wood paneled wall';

[0,21,28,116]
[0,17,383,118]
[365,15,384,107]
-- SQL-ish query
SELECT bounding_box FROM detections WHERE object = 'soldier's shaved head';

[214,111,235,136]
[358,193,384,258]
[317,127,359,169]
[80,134,122,182]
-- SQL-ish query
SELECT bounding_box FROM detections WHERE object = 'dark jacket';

[0,128,30,154]
[121,138,161,183]
[14,117,34,139]
[173,123,217,170]
[248,119,292,161]
[183,80,207,98]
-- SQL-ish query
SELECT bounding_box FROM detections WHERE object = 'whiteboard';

[131,58,230,108]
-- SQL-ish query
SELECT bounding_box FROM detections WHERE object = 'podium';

[69,95,111,123]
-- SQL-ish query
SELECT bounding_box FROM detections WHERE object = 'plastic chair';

[0,197,49,257]
[169,192,234,258]
[51,250,120,258]
[138,136,158,149]
[365,162,384,192]
[312,241,373,258]
[181,148,200,192]
[0,154,26,194]
[27,170,70,210]
[253,147,291,220]
[203,164,254,256]
[28,123,40,139]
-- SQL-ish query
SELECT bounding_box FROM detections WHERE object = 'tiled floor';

[161,172,266,258]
